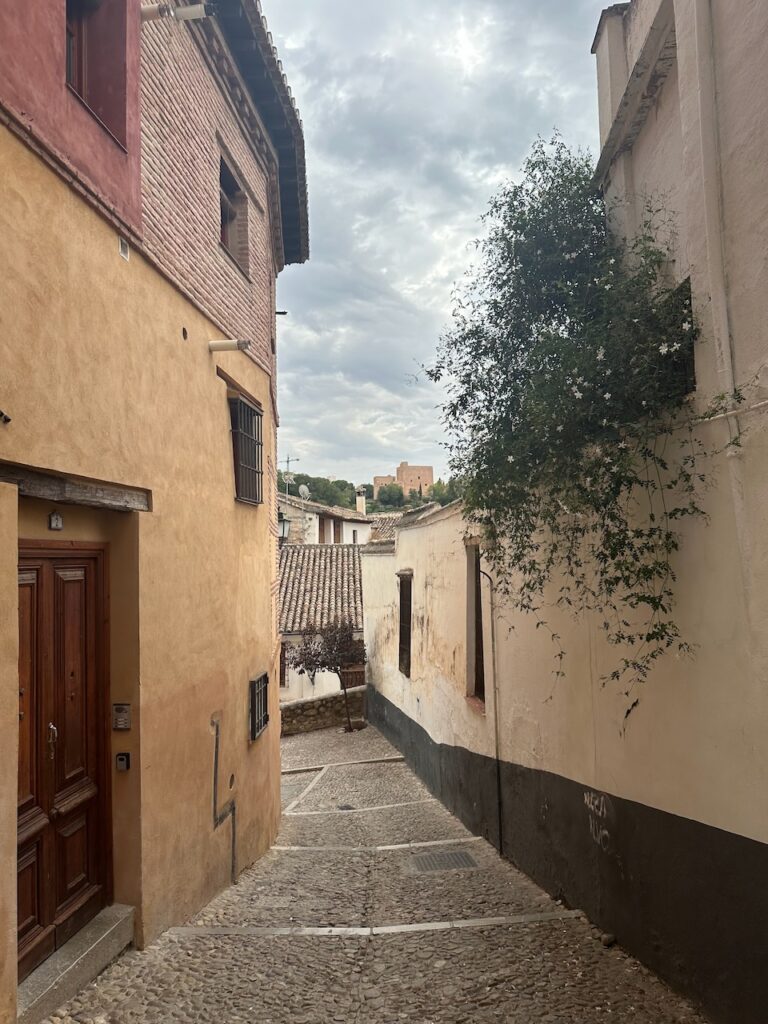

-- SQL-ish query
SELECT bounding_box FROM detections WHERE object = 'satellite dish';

[298,484,311,500]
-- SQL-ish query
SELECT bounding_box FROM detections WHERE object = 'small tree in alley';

[288,618,367,732]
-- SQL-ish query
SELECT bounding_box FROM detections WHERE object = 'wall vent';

[118,236,130,261]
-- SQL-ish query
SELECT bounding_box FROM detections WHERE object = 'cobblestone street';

[47,727,707,1023]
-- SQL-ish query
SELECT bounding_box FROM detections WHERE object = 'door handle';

[47,722,58,761]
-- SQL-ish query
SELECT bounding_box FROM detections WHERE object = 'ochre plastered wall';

[0,125,281,952]
[0,484,19,1024]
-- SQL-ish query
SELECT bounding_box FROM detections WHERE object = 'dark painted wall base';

[368,685,768,1024]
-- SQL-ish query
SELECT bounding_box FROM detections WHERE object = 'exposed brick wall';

[140,19,277,377]
[281,687,367,737]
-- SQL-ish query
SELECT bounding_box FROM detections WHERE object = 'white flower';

[672,343,681,352]
[507,455,515,463]
[605,284,612,291]
[682,321,692,332]
[556,425,564,432]
[609,258,616,265]
[602,419,608,427]
[596,347,605,362]
[659,343,669,355]
[618,441,627,450]
[572,387,583,399]
[604,369,612,376]
[603,392,612,400]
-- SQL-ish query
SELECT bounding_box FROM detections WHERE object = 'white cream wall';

[363,445,768,845]
[362,510,496,760]
[342,521,371,545]
[280,664,341,703]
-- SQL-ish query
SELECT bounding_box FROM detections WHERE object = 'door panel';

[17,548,109,982]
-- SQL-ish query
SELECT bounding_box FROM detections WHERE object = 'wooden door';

[17,546,110,981]
[333,519,342,544]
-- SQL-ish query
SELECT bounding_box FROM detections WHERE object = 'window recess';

[220,157,249,273]
[248,674,269,741]
[65,0,128,146]
[228,393,263,505]
[398,571,413,678]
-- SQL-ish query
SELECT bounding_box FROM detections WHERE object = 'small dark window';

[398,572,412,678]
[249,673,269,741]
[220,158,249,272]
[280,644,287,688]
[352,529,358,545]
[467,547,485,702]
[228,395,263,505]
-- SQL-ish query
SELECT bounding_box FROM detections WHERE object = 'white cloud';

[270,0,606,483]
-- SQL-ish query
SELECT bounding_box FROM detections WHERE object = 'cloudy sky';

[270,0,607,485]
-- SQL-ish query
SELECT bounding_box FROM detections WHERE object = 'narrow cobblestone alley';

[46,727,708,1024]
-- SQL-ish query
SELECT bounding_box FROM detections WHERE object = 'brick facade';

[140,19,277,377]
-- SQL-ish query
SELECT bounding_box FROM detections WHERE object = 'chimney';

[356,487,367,515]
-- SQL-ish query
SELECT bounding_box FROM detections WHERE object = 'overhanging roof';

[215,0,309,265]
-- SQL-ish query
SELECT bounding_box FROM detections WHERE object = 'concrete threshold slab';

[281,755,405,776]
[286,798,437,816]
[18,904,134,1024]
[273,837,484,853]
[169,910,583,941]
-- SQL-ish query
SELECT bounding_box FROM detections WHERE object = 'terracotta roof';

[279,544,363,634]
[278,493,371,523]
[368,511,405,543]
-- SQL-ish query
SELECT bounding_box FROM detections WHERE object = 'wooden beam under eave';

[0,463,152,513]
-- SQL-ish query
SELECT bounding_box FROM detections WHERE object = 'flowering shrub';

[429,138,741,708]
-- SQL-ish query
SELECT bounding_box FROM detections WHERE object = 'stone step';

[18,904,134,1024]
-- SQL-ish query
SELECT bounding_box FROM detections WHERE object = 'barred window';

[249,673,269,741]
[229,395,263,504]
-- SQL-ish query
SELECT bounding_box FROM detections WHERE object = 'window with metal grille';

[229,395,263,505]
[398,571,413,678]
[249,673,269,741]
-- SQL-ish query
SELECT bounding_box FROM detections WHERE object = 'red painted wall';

[0,0,142,233]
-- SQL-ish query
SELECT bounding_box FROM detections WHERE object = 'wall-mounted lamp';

[276,311,289,316]
[141,3,217,24]
[208,339,250,353]
[278,511,292,547]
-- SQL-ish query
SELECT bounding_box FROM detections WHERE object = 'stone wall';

[281,686,366,736]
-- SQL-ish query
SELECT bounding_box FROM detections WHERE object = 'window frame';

[66,0,87,97]
[228,393,264,506]
[398,570,413,678]
[219,157,249,274]
[248,673,269,742]
[466,545,486,702]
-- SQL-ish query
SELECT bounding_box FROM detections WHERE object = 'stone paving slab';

[369,841,557,926]
[277,796,473,848]
[43,726,709,1024]
[292,760,432,812]
[358,922,706,1023]
[280,770,320,810]
[192,847,373,928]
[280,723,398,771]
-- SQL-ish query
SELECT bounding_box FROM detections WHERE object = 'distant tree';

[361,483,374,499]
[407,489,427,508]
[278,471,355,509]
[430,477,462,506]
[288,618,367,731]
[377,483,405,507]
